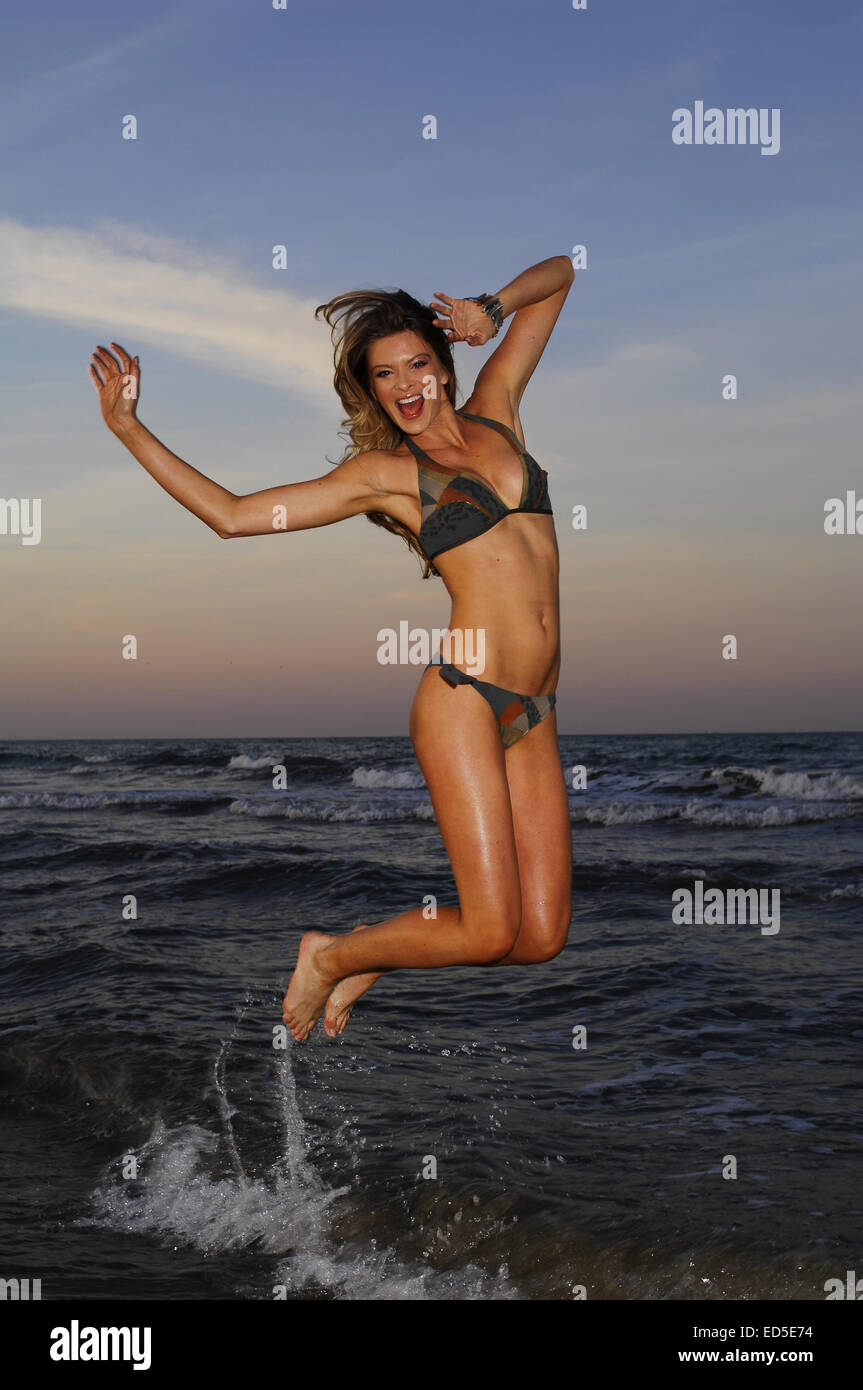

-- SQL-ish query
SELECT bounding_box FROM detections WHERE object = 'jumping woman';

[89,253,575,1042]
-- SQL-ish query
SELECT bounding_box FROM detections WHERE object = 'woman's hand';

[430,292,497,346]
[88,342,141,433]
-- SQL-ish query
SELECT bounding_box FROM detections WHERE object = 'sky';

[0,0,860,737]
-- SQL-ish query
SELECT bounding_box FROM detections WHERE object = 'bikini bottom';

[431,661,556,749]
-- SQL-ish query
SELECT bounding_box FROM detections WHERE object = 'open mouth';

[396,394,424,420]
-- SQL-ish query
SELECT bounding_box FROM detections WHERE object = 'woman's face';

[366,331,448,431]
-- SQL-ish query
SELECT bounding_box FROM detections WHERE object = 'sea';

[1,731,861,1301]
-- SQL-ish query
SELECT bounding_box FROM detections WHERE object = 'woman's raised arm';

[90,343,388,539]
[431,256,575,411]
[223,455,390,537]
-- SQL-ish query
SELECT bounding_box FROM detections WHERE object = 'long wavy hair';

[314,287,458,578]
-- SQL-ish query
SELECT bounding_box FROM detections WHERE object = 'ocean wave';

[351,766,426,790]
[709,766,863,801]
[134,747,224,768]
[82,1049,518,1300]
[683,800,859,827]
[4,787,857,829]
[228,751,350,783]
[77,1031,828,1301]
[227,797,433,824]
[570,799,861,828]
[579,803,679,827]
[227,753,284,771]
[0,790,229,812]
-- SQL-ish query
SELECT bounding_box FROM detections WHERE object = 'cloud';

[0,5,202,143]
[0,218,334,398]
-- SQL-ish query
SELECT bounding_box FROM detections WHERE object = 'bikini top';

[400,408,553,562]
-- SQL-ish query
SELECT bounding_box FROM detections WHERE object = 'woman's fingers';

[88,344,139,394]
[430,294,453,320]
[110,342,132,372]
[91,346,120,376]
[431,294,476,344]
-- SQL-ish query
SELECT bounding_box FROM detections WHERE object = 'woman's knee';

[521,903,571,962]
[463,903,521,963]
[530,933,568,963]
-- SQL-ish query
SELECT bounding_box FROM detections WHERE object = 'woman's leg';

[322,705,573,1034]
[283,667,522,1040]
[323,923,389,1036]
[497,710,573,963]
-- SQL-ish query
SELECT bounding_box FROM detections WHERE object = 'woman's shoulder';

[347,442,418,500]
[459,386,526,449]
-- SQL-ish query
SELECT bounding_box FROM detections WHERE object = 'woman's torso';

[380,399,560,694]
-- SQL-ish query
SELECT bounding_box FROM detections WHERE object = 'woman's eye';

[375,360,426,377]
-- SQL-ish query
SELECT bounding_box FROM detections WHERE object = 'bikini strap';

[400,431,433,466]
[457,409,525,457]
[435,662,478,690]
[403,410,524,461]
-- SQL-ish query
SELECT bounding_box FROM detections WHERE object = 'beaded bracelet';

[469,293,504,336]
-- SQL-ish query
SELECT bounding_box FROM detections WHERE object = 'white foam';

[0,790,218,811]
[581,802,678,827]
[351,767,426,790]
[83,1031,517,1300]
[709,766,863,801]
[228,797,427,823]
[228,753,284,770]
[567,799,858,828]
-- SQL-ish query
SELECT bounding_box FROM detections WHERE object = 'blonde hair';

[315,287,459,577]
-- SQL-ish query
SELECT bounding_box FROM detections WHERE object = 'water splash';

[82,1000,518,1300]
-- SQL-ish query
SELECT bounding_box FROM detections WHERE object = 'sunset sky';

[1,0,860,737]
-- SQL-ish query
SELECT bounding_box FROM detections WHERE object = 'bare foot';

[324,923,385,1038]
[283,931,337,1041]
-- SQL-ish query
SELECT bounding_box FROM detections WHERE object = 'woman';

[89,253,574,1042]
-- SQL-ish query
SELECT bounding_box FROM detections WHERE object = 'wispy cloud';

[0,5,202,142]
[0,218,334,398]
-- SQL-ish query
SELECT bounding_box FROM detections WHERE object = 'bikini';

[400,408,556,749]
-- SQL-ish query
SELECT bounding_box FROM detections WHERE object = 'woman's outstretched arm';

[90,343,239,537]
[90,342,390,538]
